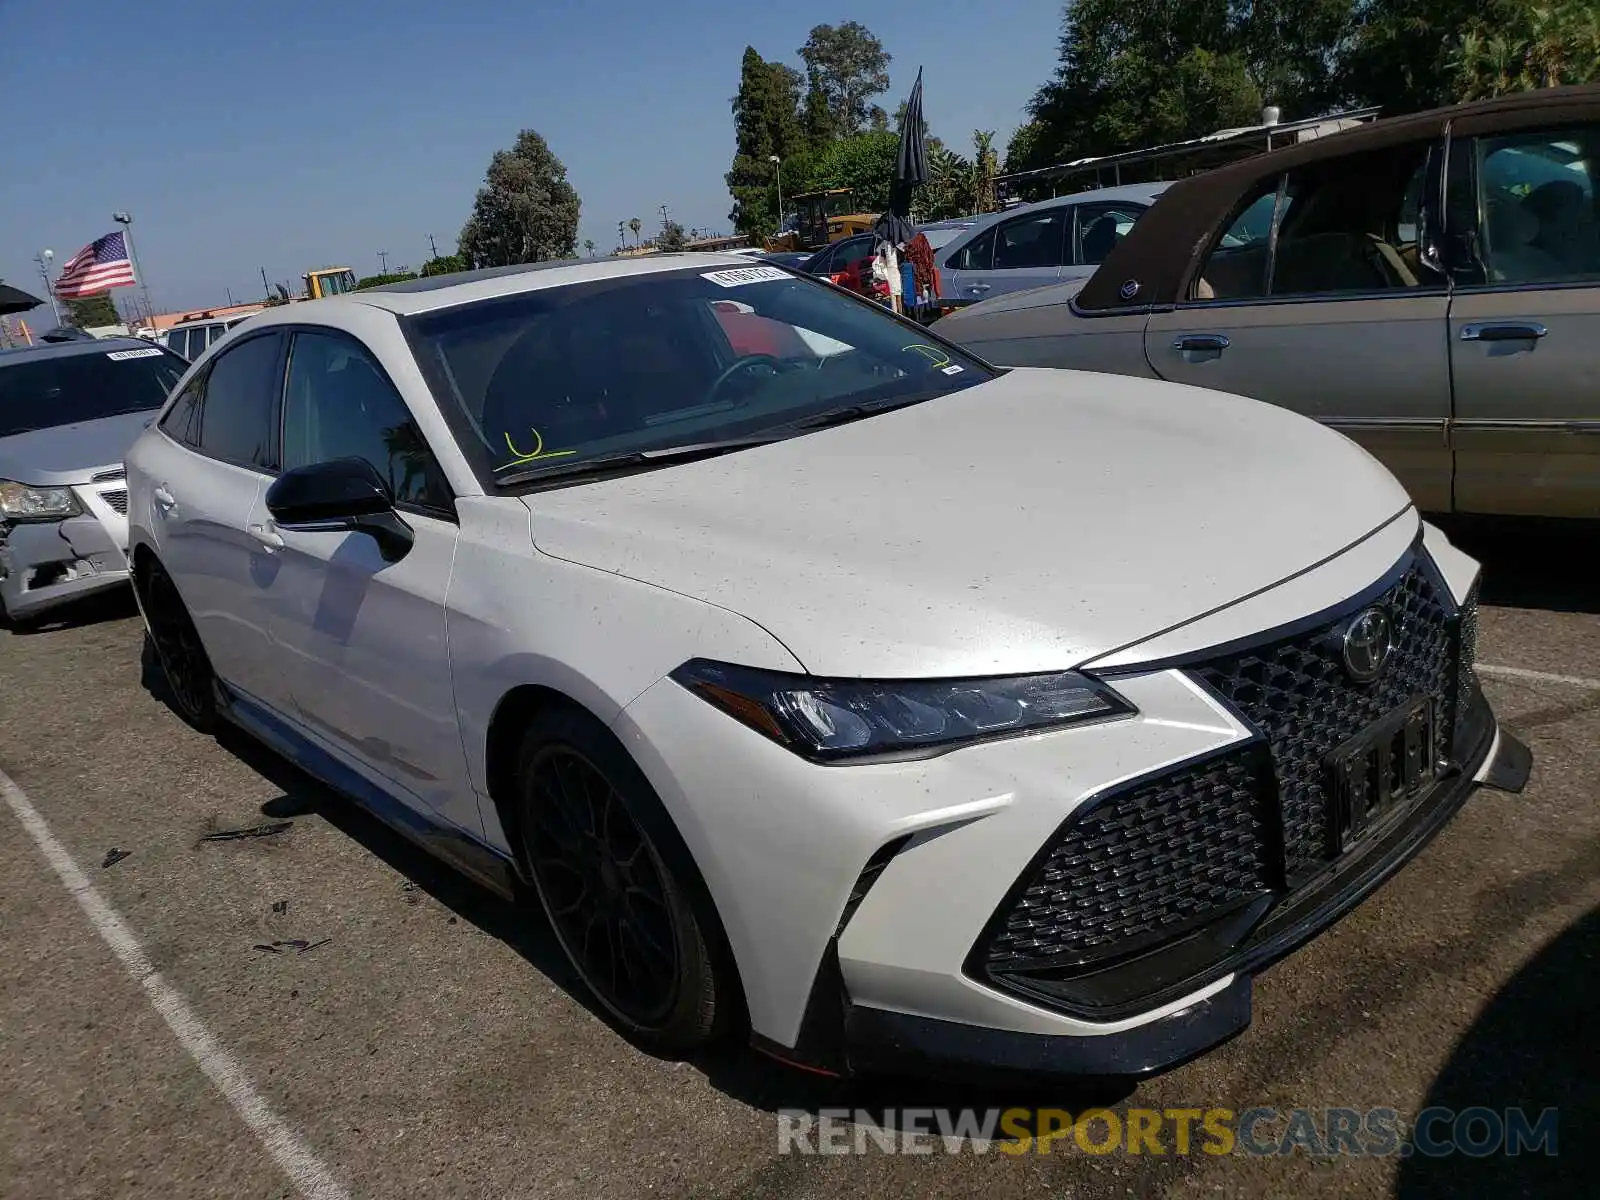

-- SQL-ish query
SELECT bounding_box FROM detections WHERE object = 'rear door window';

[1472,125,1599,284]
[992,209,1069,270]
[190,333,285,470]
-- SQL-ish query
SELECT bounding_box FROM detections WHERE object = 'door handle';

[967,283,991,293]
[153,485,176,511]
[1460,322,1547,342]
[1174,334,1231,354]
[247,522,285,551]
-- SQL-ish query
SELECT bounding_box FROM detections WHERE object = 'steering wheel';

[706,354,782,405]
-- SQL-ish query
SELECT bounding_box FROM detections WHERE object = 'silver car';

[0,338,187,621]
[939,87,1600,520]
[934,183,1166,306]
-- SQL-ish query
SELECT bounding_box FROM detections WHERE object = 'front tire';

[514,709,726,1054]
[140,561,217,732]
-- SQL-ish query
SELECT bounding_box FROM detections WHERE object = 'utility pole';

[34,251,61,324]
[112,213,153,325]
[427,233,439,260]
[377,249,390,275]
[260,266,272,299]
[659,204,670,230]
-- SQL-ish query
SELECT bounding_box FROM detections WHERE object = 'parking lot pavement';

[2,528,1596,1200]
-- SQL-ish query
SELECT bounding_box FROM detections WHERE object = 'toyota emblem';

[1342,607,1394,682]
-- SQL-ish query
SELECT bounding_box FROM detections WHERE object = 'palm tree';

[628,217,643,246]
[972,130,999,215]
[583,238,596,257]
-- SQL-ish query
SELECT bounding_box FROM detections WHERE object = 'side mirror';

[265,458,414,562]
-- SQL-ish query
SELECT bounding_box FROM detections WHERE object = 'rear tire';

[139,561,217,732]
[513,708,727,1054]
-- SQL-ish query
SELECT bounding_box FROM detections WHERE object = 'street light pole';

[769,155,784,229]
[378,249,390,275]
[111,213,153,329]
[34,251,61,324]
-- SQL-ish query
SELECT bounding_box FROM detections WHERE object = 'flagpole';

[34,251,62,325]
[112,212,153,329]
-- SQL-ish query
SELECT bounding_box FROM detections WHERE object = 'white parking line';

[0,769,350,1200]
[1478,663,1600,691]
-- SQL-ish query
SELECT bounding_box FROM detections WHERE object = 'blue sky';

[0,0,1064,315]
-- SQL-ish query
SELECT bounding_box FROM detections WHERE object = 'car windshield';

[0,348,186,438]
[404,264,995,485]
[921,226,970,250]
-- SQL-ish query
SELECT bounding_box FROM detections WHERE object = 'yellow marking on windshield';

[901,343,953,369]
[502,427,577,465]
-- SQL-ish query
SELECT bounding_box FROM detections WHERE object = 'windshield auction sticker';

[106,347,165,361]
[701,266,790,288]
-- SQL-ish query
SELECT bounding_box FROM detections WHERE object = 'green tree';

[1450,1,1600,99]
[798,22,893,138]
[583,238,596,256]
[658,220,689,251]
[1003,120,1050,174]
[920,144,974,220]
[971,130,999,214]
[420,254,466,276]
[1027,1,1263,171]
[65,294,120,327]
[801,131,901,213]
[628,216,643,246]
[458,128,581,268]
[1344,0,1598,112]
[726,46,806,236]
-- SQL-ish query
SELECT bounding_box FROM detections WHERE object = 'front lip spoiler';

[766,723,1532,1084]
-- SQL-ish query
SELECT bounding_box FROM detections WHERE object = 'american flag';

[53,231,137,298]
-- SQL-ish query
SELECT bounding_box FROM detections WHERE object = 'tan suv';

[939,85,1600,520]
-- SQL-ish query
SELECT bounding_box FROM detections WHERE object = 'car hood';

[0,410,155,485]
[522,368,1413,678]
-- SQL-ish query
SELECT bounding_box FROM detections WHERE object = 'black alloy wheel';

[515,712,724,1052]
[142,563,216,730]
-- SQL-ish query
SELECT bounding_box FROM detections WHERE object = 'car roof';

[1076,82,1600,311]
[245,253,769,319]
[938,182,1170,253]
[0,336,159,364]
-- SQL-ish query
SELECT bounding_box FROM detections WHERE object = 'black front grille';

[1194,561,1457,880]
[975,553,1468,985]
[985,749,1275,968]
[100,489,129,515]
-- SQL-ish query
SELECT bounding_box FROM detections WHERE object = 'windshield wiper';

[778,390,949,435]
[493,434,780,488]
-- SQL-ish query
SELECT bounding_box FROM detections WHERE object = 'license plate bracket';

[1327,695,1437,851]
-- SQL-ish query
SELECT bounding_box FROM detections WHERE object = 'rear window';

[0,348,186,438]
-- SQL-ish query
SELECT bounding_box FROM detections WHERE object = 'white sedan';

[125,254,1529,1080]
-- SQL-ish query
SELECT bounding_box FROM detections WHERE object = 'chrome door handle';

[247,522,284,551]
[967,284,991,293]
[1460,322,1547,342]
[1174,334,1231,353]
[153,485,176,510]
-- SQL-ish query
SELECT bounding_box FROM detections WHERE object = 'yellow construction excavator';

[763,188,877,253]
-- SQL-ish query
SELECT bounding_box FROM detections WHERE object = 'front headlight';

[0,480,81,522]
[671,659,1134,762]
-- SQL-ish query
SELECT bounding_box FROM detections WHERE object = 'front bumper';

[833,716,1529,1083]
[616,532,1520,1082]
[0,510,129,619]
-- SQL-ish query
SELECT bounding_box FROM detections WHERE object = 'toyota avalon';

[123,254,1530,1080]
